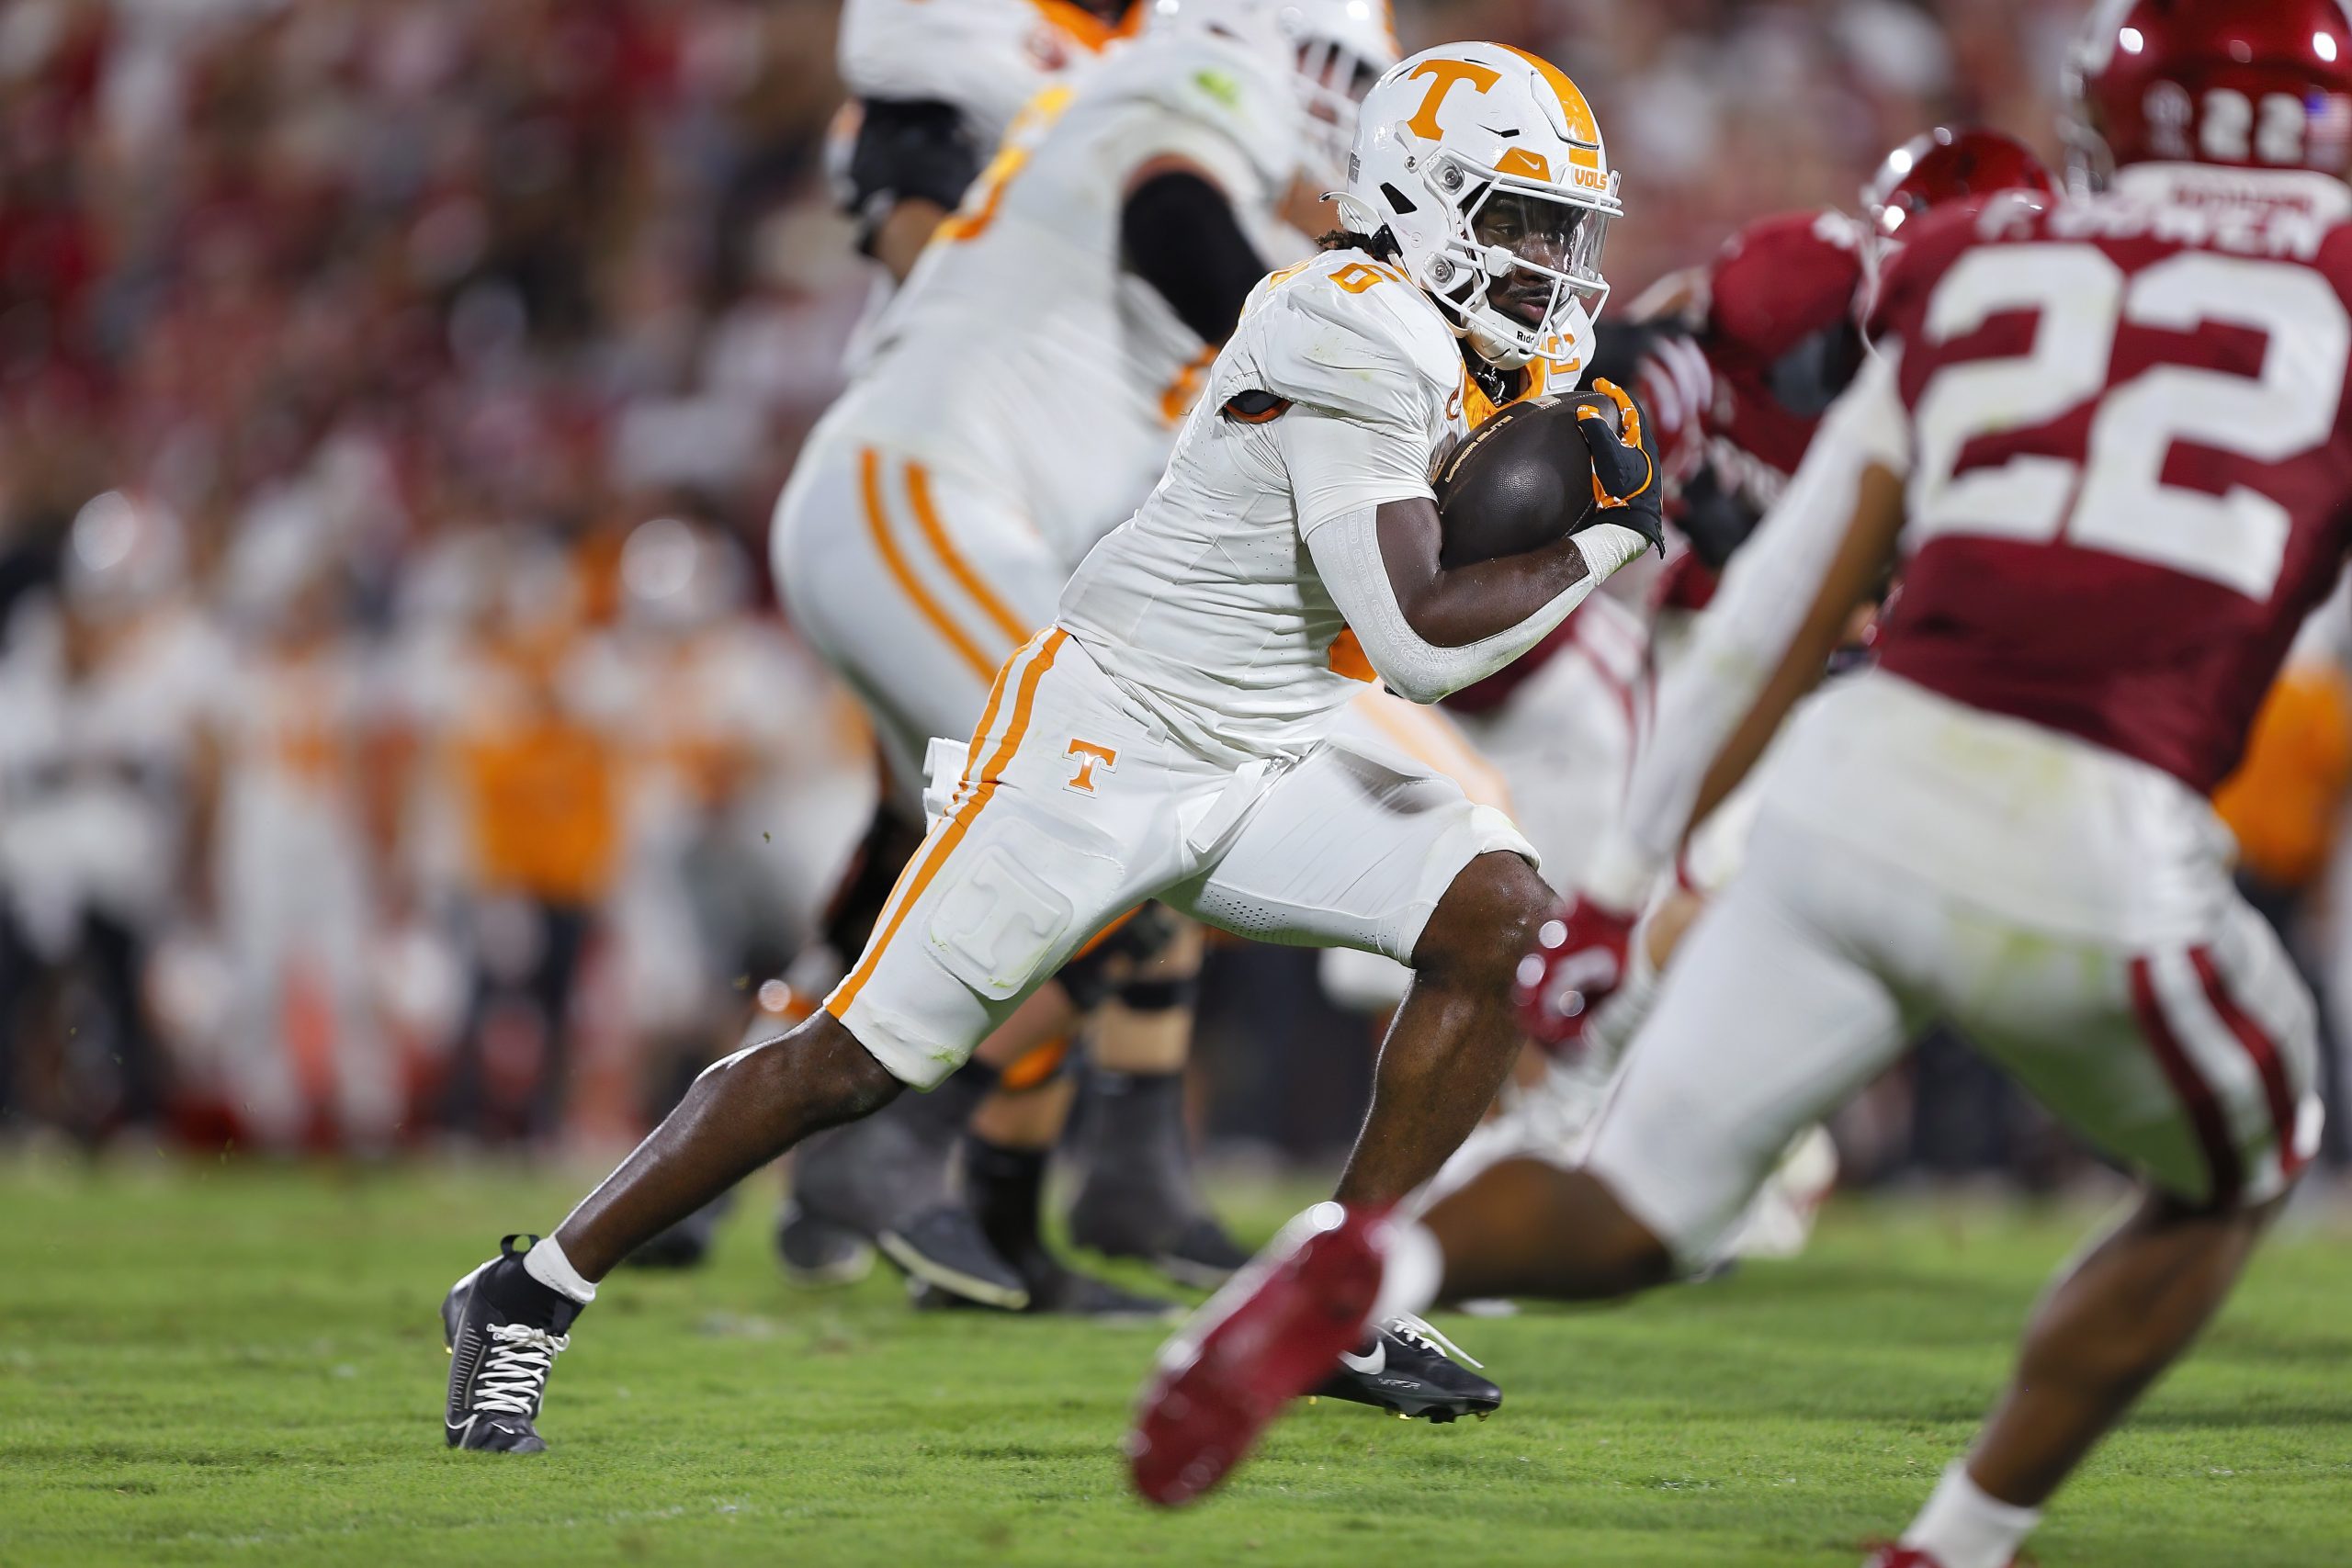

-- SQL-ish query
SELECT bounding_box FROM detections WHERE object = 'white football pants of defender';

[823,627,1533,1089]
[773,426,1064,815]
[1417,611,1838,1267]
[1587,671,2324,1266]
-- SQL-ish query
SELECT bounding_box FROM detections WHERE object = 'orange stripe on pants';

[858,447,1001,683]
[904,460,1035,649]
[828,628,1069,1019]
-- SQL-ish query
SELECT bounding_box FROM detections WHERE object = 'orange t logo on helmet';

[1403,58,1501,138]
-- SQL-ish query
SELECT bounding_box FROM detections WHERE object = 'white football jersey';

[824,29,1302,569]
[1058,247,1485,765]
[838,0,1123,147]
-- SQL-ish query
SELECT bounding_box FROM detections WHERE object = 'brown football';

[1433,392,1622,568]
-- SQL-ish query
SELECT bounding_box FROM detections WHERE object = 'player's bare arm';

[1683,459,1905,829]
[1376,495,1593,646]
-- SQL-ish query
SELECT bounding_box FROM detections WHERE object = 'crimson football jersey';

[1628,209,1870,609]
[1870,164,2352,794]
[1685,209,1871,505]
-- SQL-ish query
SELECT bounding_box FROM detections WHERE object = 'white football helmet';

[1281,0,1402,192]
[1336,41,1622,372]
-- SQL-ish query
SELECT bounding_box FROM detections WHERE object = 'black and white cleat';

[442,1236,582,1453]
[1311,1314,1501,1423]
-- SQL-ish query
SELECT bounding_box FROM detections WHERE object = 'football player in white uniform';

[832,0,1139,282]
[442,38,1661,1453]
[768,0,1397,1319]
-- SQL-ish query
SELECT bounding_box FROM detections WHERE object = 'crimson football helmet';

[2064,0,2352,189]
[1863,128,2057,238]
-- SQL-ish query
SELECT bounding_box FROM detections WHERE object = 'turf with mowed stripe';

[3,1163,2347,1566]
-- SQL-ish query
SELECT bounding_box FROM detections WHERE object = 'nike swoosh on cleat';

[1337,1341,1385,1376]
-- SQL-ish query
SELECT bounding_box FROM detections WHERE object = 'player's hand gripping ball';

[1513,892,1641,1052]
[1434,378,1665,568]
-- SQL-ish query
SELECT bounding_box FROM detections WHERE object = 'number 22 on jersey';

[1909,243,2351,600]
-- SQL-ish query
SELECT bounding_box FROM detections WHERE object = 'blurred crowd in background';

[12,0,2336,1184]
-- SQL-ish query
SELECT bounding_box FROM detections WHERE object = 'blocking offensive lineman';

[440,39,1663,1452]
[1131,8,2341,1565]
[833,0,1137,284]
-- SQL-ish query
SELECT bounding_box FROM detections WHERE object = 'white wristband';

[1573,521,1650,583]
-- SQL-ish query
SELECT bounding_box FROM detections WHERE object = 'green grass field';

[2,1161,2347,1567]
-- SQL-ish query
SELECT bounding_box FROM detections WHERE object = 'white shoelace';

[1385,1312,1482,1370]
[472,1323,570,1416]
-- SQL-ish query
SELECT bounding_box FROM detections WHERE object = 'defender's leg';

[1887,897,2321,1568]
[1132,822,1905,1504]
[1978,1191,2277,1504]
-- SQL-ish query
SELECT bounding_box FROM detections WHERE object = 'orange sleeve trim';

[859,447,1001,684]
[1032,0,1120,51]
[828,628,1069,1019]
[1221,392,1292,425]
[904,460,1036,649]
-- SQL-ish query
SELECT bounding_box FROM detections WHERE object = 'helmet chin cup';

[1467,321,1532,370]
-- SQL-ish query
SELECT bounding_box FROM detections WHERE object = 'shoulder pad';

[1864,199,1999,346]
[1234,253,1456,426]
[1707,209,1866,362]
[838,0,1064,139]
[1083,34,1300,192]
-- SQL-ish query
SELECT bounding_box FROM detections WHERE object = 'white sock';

[1369,1217,1443,1324]
[523,1235,598,1305]
[1899,1462,2040,1568]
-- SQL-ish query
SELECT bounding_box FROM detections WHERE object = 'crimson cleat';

[1126,1201,1387,1507]
[1861,1548,2016,1568]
